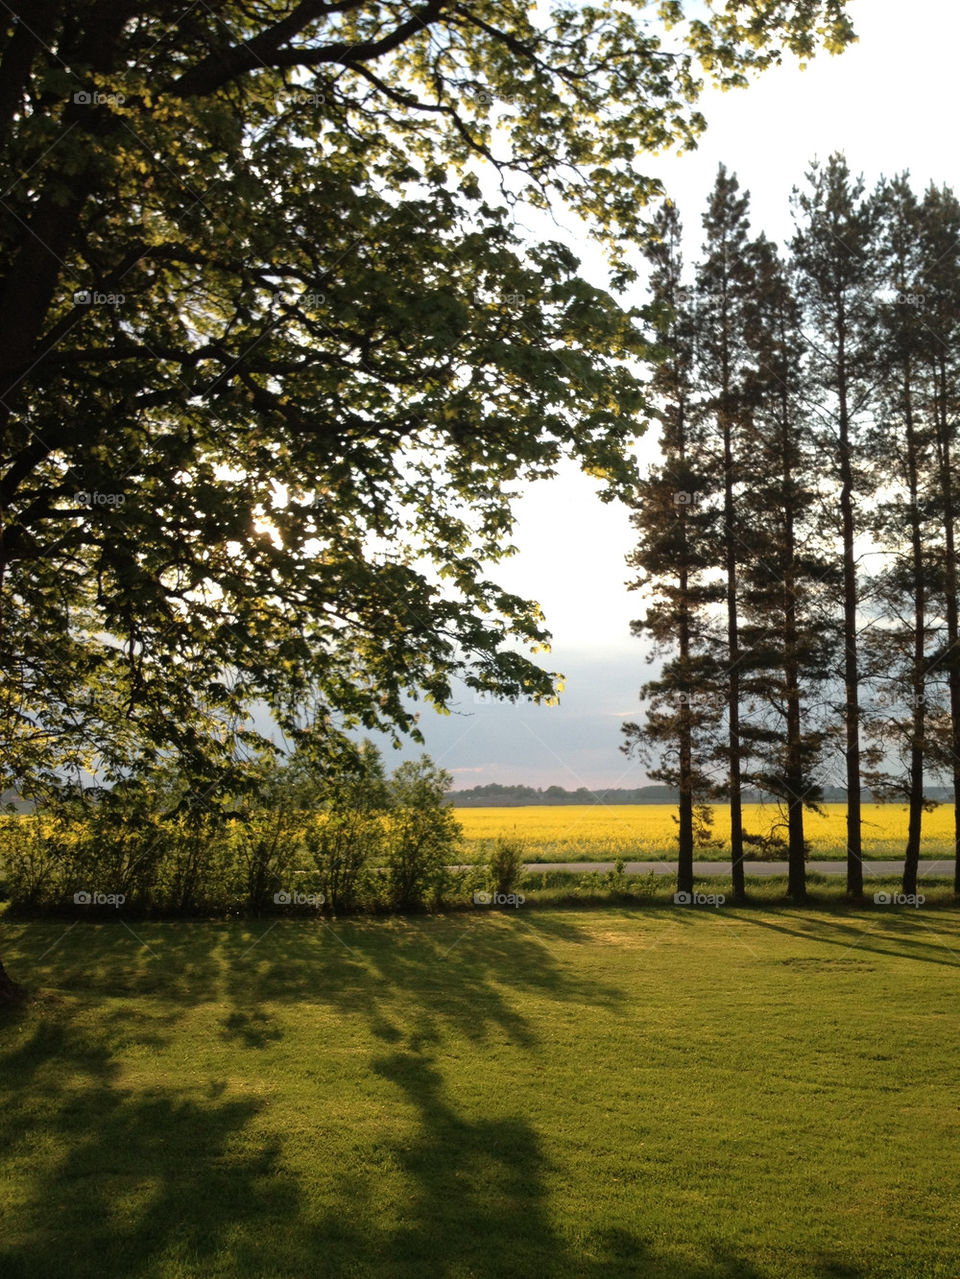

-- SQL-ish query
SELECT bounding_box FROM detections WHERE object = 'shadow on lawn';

[740,907,960,970]
[0,998,292,1279]
[0,915,869,1279]
[0,1002,786,1278]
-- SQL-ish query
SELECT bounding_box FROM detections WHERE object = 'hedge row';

[0,808,530,917]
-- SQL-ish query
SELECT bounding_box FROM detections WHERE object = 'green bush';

[306,811,384,913]
[385,757,461,910]
[0,745,468,916]
[487,836,526,898]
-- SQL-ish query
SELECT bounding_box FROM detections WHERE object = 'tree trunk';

[723,410,745,902]
[0,958,26,1004]
[902,358,924,899]
[836,315,863,897]
[677,559,695,898]
[935,356,960,893]
[780,365,806,900]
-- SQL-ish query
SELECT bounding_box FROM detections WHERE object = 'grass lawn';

[2,904,959,1278]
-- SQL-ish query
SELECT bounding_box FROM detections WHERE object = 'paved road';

[522,860,954,877]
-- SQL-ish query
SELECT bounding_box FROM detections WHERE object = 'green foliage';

[0,744,467,917]
[385,757,461,910]
[0,3,853,802]
[486,836,526,898]
[306,812,383,915]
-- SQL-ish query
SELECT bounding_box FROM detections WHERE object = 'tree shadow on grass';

[737,907,960,970]
[216,911,630,1054]
[298,1044,783,1279]
[0,1000,295,1279]
[0,913,871,1279]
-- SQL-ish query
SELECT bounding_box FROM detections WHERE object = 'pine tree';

[918,183,960,892]
[694,166,755,901]
[864,175,941,897]
[791,154,878,898]
[623,202,721,898]
[737,235,836,900]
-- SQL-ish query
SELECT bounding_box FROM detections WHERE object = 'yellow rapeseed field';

[454,802,957,862]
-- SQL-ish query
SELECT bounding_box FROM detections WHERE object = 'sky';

[369,0,960,790]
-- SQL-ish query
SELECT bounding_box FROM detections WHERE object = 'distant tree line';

[447,783,679,806]
[448,782,954,808]
[623,156,960,904]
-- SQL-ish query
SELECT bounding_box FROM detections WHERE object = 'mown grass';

[2,900,960,1278]
[456,802,959,865]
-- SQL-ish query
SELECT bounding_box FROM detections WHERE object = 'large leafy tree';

[0,3,852,996]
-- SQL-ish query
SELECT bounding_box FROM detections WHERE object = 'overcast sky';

[372,0,960,789]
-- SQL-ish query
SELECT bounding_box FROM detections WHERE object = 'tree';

[694,165,755,901]
[917,183,960,893]
[791,154,877,898]
[737,233,835,900]
[863,176,941,898]
[0,3,854,994]
[623,200,722,900]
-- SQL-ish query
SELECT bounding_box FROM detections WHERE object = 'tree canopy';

[0,1,854,798]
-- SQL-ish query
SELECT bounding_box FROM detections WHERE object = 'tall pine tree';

[694,166,755,901]
[791,155,877,898]
[918,183,960,892]
[623,202,721,898]
[738,234,836,900]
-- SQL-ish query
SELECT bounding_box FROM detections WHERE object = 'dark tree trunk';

[677,557,695,899]
[836,315,863,897]
[935,358,960,893]
[902,359,925,899]
[778,362,807,901]
[0,959,26,1004]
[723,407,745,902]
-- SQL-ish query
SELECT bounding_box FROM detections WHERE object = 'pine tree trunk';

[837,324,863,897]
[936,358,960,894]
[677,561,695,898]
[903,361,924,900]
[781,375,806,900]
[783,556,806,900]
[723,410,745,902]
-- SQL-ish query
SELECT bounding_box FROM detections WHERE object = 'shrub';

[487,836,526,898]
[306,810,384,913]
[385,757,461,910]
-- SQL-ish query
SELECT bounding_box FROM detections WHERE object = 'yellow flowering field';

[454,803,958,862]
